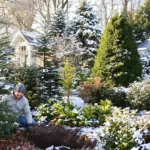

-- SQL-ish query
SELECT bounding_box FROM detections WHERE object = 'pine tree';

[49,8,66,37]
[69,0,101,69]
[130,0,150,44]
[92,13,142,87]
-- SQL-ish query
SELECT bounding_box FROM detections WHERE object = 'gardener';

[2,83,35,131]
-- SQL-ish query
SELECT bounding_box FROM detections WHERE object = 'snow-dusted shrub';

[79,77,103,104]
[36,99,113,127]
[36,99,58,123]
[99,107,138,150]
[127,80,150,111]
[95,85,127,108]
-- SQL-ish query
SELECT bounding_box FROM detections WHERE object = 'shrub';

[0,102,18,139]
[36,99,113,127]
[99,107,138,150]
[127,80,150,111]
[36,99,58,123]
[95,85,128,108]
[79,77,103,104]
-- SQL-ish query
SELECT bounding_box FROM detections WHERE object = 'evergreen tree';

[12,66,42,109]
[35,14,61,102]
[69,0,101,68]
[92,13,142,87]
[60,58,76,103]
[49,8,66,37]
[0,22,12,73]
[0,101,18,139]
[37,61,61,102]
[0,19,13,94]
[130,0,150,44]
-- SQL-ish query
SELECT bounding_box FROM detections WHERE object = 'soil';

[0,124,97,150]
[26,124,97,149]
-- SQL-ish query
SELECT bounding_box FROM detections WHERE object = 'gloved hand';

[28,123,34,132]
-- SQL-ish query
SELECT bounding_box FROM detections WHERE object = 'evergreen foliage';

[0,21,12,73]
[127,80,150,111]
[12,66,42,109]
[0,19,13,95]
[37,61,61,101]
[0,101,18,139]
[49,8,66,37]
[60,58,76,103]
[130,0,150,44]
[35,14,61,103]
[92,13,142,87]
[69,0,101,68]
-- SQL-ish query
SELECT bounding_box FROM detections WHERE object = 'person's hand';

[28,123,34,132]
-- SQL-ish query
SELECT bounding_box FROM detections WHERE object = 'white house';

[10,30,44,67]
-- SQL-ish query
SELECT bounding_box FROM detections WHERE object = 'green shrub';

[0,102,18,139]
[36,99,58,123]
[99,107,138,150]
[127,80,150,111]
[36,99,113,127]
[93,100,112,125]
[95,85,128,108]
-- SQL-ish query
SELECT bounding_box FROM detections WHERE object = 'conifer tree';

[130,0,150,43]
[60,58,76,103]
[13,66,42,109]
[35,14,61,102]
[69,0,101,69]
[0,101,18,139]
[92,13,142,87]
[49,8,66,37]
[0,19,13,94]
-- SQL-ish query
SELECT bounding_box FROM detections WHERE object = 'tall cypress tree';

[92,13,142,87]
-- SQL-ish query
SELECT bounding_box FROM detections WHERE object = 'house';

[10,30,44,67]
[137,39,150,61]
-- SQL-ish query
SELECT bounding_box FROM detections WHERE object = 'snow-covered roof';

[138,39,150,50]
[10,30,39,46]
[21,31,39,45]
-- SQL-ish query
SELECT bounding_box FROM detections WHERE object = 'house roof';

[10,30,40,46]
[138,39,150,51]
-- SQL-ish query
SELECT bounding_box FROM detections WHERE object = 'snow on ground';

[33,95,150,149]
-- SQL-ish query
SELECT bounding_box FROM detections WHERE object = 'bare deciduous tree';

[0,0,38,31]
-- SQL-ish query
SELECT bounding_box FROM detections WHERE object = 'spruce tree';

[49,8,66,37]
[92,13,142,87]
[35,14,61,103]
[69,0,101,69]
[0,19,13,94]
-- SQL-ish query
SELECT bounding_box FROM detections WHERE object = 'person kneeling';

[2,83,35,132]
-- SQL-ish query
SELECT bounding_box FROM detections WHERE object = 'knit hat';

[14,83,25,93]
